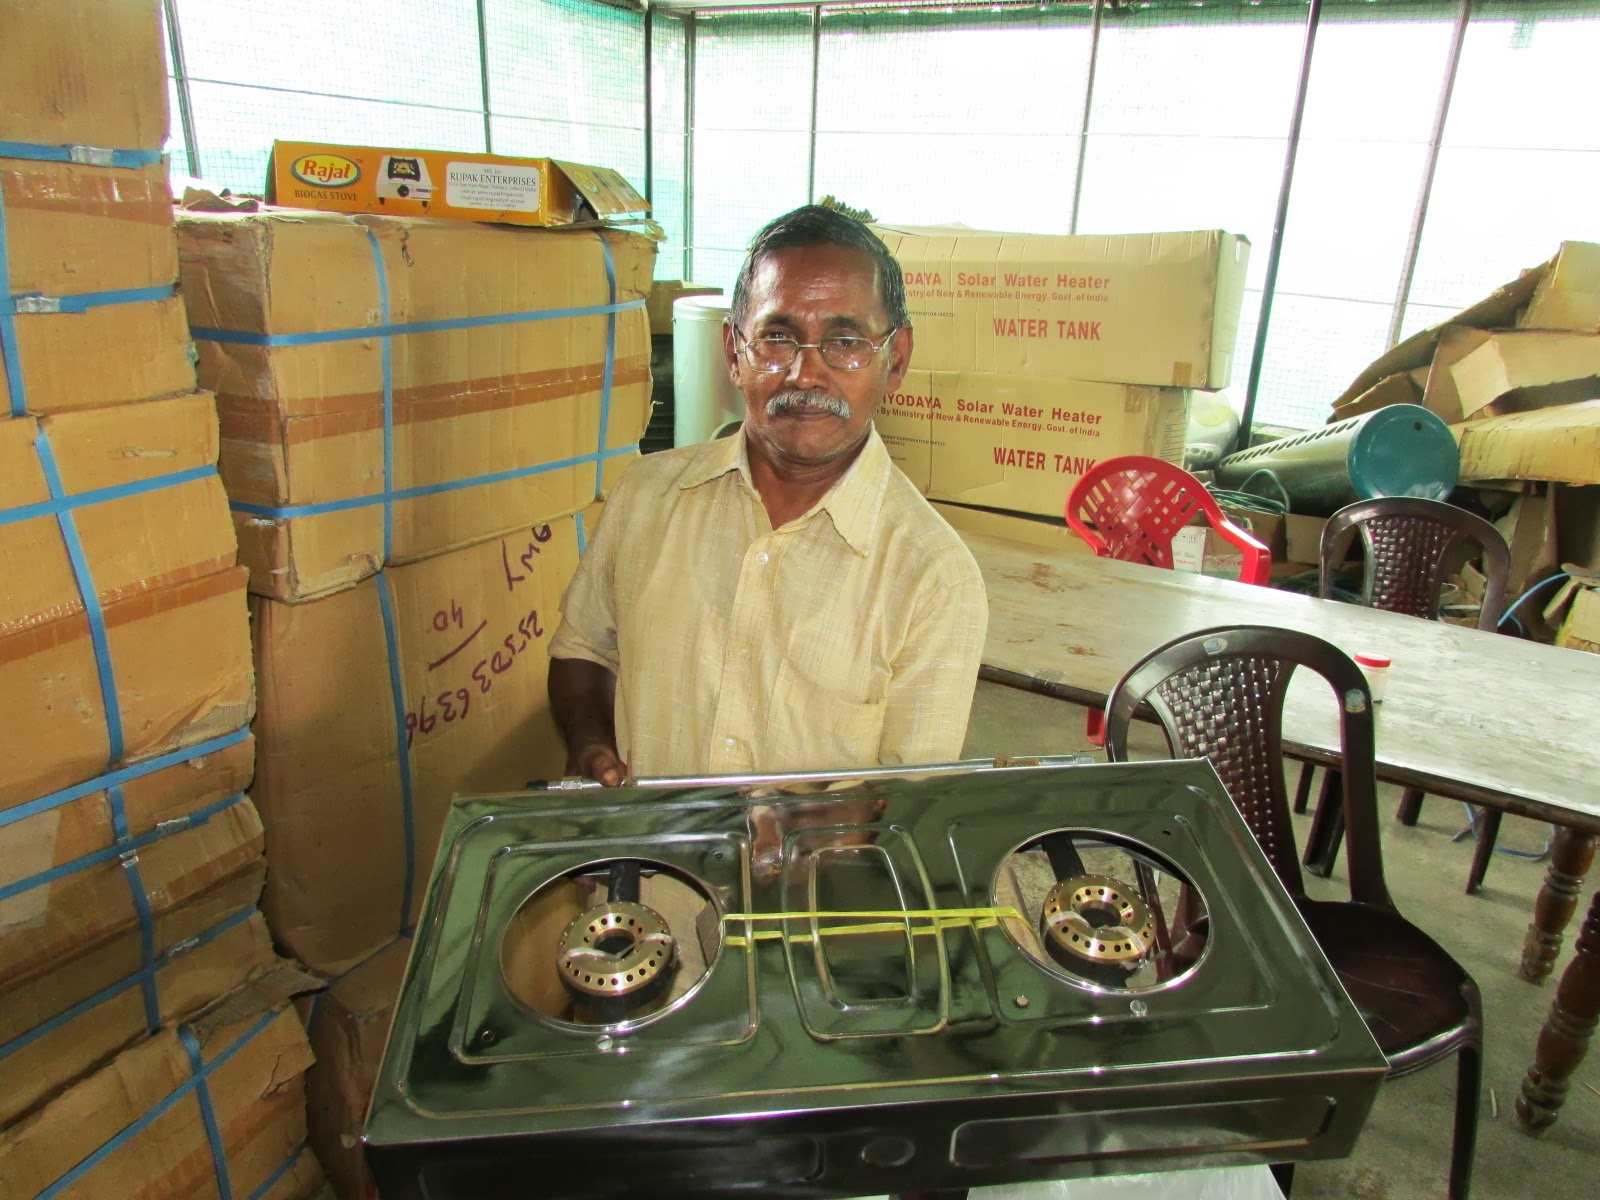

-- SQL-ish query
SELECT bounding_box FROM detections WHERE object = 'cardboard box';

[1283,513,1330,567]
[266,140,649,228]
[253,516,582,974]
[1455,399,1600,486]
[0,910,278,1128]
[1520,241,1600,334]
[648,281,722,337]
[1436,331,1600,422]
[304,937,411,1200]
[0,0,168,152]
[0,732,255,990]
[1,394,236,639]
[178,209,654,601]
[1494,488,1559,598]
[877,371,1190,518]
[873,225,1250,389]
[0,1008,323,1200]
[1334,370,1422,421]
[3,160,176,299]
[1551,581,1600,654]
[0,566,256,813]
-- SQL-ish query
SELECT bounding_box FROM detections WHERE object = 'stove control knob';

[860,1135,915,1168]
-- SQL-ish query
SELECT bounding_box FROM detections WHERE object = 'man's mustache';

[766,389,850,419]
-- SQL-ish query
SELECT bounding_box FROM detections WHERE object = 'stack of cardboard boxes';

[0,3,322,1197]
[869,223,1250,543]
[1331,241,1600,643]
[175,170,656,1194]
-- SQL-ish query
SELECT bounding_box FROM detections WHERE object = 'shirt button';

[755,551,770,565]
[724,737,737,749]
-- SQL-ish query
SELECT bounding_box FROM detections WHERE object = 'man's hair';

[728,204,908,332]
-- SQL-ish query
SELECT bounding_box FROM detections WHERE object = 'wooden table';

[966,530,1600,985]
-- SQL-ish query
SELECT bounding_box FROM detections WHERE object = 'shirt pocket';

[766,657,890,771]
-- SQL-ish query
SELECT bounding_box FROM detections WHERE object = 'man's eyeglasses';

[735,326,899,373]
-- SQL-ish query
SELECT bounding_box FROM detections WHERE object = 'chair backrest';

[1319,497,1510,630]
[1065,455,1271,586]
[1103,625,1391,910]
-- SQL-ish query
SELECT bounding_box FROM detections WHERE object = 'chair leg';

[1292,763,1314,815]
[1085,708,1106,748]
[1303,768,1344,878]
[1449,1040,1483,1200]
[1466,810,1503,895]
[1395,787,1425,826]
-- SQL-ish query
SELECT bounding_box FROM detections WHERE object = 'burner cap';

[558,901,677,999]
[1041,874,1154,969]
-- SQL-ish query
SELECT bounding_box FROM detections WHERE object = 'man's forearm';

[547,656,627,783]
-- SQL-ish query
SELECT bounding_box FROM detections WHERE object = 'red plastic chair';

[1065,455,1272,745]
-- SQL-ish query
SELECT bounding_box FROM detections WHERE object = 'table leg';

[1516,890,1600,1133]
[1520,828,1598,984]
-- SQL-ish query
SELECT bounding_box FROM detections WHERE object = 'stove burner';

[1041,874,1154,976]
[558,901,677,1001]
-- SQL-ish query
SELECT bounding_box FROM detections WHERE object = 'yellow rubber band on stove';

[720,906,1025,947]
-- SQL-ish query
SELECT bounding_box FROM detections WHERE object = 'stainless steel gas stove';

[364,758,1387,1199]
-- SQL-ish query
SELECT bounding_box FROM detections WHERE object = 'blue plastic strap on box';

[181,1025,236,1200]
[113,788,163,1031]
[0,163,27,417]
[0,791,247,905]
[0,139,164,169]
[248,1142,309,1200]
[0,727,250,832]
[362,227,396,561]
[0,906,257,1066]
[8,282,177,315]
[595,239,618,498]
[0,461,215,528]
[375,571,418,934]
[187,298,642,348]
[225,448,636,520]
[30,996,276,1200]
[32,429,124,763]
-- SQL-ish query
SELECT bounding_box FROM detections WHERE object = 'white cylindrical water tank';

[672,295,746,448]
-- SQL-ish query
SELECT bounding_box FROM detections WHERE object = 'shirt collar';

[677,424,892,558]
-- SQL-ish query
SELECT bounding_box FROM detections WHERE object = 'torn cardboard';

[878,372,1190,518]
[0,732,254,987]
[0,1008,323,1200]
[177,209,654,601]
[1,393,236,639]
[1545,576,1600,654]
[266,140,650,228]
[0,910,279,1128]
[1334,370,1422,421]
[0,566,255,813]
[252,515,582,974]
[1520,241,1600,334]
[303,937,412,1200]
[1455,399,1600,486]
[0,0,169,151]
[873,226,1249,389]
[1439,330,1600,421]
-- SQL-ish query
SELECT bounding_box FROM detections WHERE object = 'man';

[547,205,987,785]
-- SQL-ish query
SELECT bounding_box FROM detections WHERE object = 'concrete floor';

[961,680,1600,1200]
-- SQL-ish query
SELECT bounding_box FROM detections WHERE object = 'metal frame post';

[161,0,202,176]
[1069,0,1105,235]
[807,5,822,202]
[684,13,697,282]
[1236,0,1324,452]
[1387,0,1472,350]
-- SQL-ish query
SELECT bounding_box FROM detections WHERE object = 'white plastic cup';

[1354,652,1392,704]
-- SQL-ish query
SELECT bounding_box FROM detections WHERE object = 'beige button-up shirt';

[549,426,987,777]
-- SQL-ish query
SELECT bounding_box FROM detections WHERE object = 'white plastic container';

[1354,652,1391,704]
[672,295,745,448]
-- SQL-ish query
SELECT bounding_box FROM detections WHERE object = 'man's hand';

[549,657,628,787]
[568,741,630,788]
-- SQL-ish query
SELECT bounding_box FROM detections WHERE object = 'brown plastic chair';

[1296,497,1511,892]
[1104,625,1482,1200]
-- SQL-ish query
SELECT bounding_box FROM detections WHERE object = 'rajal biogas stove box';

[364,757,1385,1200]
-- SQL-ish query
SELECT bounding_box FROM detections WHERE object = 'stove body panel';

[365,760,1387,1198]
